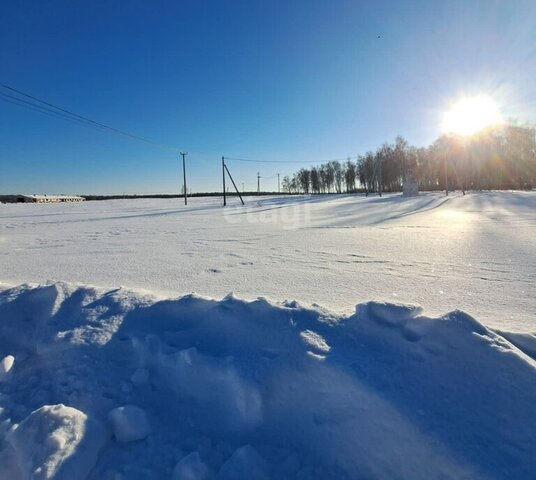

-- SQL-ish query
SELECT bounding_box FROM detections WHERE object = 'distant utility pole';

[445,151,449,196]
[222,156,226,206]
[180,152,188,205]
[242,182,245,193]
[257,172,260,195]
[277,173,280,194]
[378,156,383,197]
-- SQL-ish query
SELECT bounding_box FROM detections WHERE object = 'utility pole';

[224,163,245,205]
[222,156,226,206]
[445,150,449,196]
[378,157,383,197]
[242,182,245,193]
[463,147,469,195]
[277,173,280,194]
[257,172,260,195]
[180,152,188,205]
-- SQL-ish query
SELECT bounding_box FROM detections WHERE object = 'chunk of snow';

[172,452,210,480]
[0,355,15,382]
[108,405,150,443]
[300,330,330,353]
[360,301,423,325]
[130,368,149,385]
[142,345,263,436]
[217,445,269,480]
[7,404,107,480]
[442,309,488,335]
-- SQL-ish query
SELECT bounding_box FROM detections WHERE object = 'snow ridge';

[0,282,535,479]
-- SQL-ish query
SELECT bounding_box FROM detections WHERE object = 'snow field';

[1,191,534,331]
[0,191,534,478]
[0,282,534,479]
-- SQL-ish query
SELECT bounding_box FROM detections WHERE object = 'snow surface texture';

[1,192,534,331]
[0,283,535,479]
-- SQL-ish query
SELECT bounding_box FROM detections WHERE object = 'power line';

[1,82,366,172]
[225,157,313,164]
[0,92,112,131]
[0,82,178,152]
[224,155,358,164]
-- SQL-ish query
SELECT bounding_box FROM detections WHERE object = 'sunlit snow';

[1,191,534,330]
[0,192,535,479]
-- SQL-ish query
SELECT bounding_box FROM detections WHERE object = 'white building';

[2,194,85,203]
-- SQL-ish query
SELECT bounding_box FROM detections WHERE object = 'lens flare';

[442,95,502,136]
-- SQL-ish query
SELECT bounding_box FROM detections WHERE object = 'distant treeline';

[81,192,277,201]
[282,123,536,194]
[82,192,239,201]
[0,192,286,203]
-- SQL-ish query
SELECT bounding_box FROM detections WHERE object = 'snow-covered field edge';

[0,281,535,479]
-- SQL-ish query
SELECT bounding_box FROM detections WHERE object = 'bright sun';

[442,95,502,136]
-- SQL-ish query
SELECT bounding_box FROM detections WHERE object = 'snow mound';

[0,282,535,479]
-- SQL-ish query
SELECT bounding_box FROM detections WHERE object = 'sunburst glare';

[442,95,502,136]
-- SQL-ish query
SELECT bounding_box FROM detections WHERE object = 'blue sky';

[1,0,535,194]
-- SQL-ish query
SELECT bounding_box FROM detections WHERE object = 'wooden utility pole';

[180,152,188,205]
[277,173,280,193]
[378,157,382,197]
[445,151,449,196]
[224,163,245,205]
[222,156,226,206]
[257,172,260,195]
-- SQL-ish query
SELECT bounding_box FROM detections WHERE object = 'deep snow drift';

[0,283,535,479]
[1,192,535,331]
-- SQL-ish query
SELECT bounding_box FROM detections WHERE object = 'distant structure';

[402,177,419,197]
[1,194,85,204]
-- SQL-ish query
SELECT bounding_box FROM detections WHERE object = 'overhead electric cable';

[225,155,358,164]
[1,83,365,164]
[0,92,112,131]
[0,82,178,151]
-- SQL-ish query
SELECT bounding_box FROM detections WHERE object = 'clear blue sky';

[1,0,535,194]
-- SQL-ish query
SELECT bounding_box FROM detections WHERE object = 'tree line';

[281,123,536,194]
